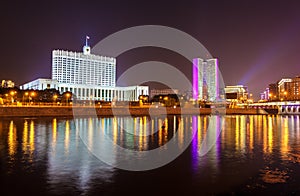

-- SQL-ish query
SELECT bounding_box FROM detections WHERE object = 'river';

[0,115,300,195]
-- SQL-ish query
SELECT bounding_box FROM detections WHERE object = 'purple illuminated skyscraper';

[193,58,219,102]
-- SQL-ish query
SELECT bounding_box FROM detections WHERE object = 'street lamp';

[9,91,16,104]
[53,94,58,105]
[30,92,35,105]
[66,93,71,105]
[22,92,29,105]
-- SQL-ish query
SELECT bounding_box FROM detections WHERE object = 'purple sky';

[1,1,300,99]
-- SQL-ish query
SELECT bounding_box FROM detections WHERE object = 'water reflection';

[8,121,16,157]
[1,115,300,194]
[47,118,114,195]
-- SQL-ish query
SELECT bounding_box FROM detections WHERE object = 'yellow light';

[23,120,28,153]
[31,92,35,96]
[8,121,16,156]
[25,92,29,96]
[29,120,35,154]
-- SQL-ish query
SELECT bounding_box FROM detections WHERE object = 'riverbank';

[0,105,273,117]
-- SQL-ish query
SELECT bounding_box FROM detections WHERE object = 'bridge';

[248,101,300,115]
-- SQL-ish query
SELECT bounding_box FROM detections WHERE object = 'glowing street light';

[9,91,17,104]
[65,93,71,105]
[23,92,29,104]
[53,94,58,105]
[30,92,36,105]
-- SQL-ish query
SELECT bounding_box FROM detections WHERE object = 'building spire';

[83,36,91,55]
[85,35,90,47]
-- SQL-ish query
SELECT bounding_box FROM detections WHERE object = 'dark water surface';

[0,115,300,195]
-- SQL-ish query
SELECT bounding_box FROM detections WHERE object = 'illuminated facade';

[225,85,249,102]
[150,89,179,98]
[52,49,116,87]
[278,78,292,100]
[193,58,219,102]
[287,76,300,100]
[21,41,148,101]
[21,78,59,90]
[1,80,15,88]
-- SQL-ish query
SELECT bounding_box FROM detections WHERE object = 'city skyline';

[1,1,300,99]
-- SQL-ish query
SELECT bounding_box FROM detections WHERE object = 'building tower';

[193,58,219,102]
[52,37,116,87]
[83,36,91,55]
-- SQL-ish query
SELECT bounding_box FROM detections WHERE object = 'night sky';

[1,1,300,99]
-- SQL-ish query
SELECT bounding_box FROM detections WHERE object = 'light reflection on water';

[1,115,300,195]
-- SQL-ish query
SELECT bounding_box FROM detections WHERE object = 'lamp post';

[66,93,70,105]
[24,92,29,105]
[30,92,35,105]
[53,94,58,105]
[9,91,17,104]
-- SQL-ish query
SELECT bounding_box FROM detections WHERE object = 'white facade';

[20,78,59,90]
[52,48,116,87]
[57,83,148,101]
[193,58,219,102]
[21,78,148,101]
[20,43,149,101]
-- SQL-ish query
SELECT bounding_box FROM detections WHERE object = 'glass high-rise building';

[193,58,219,102]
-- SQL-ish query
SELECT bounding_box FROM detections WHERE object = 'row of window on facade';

[60,87,141,101]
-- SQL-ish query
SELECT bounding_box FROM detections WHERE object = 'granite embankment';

[0,106,270,117]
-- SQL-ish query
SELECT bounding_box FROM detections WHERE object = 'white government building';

[21,40,148,101]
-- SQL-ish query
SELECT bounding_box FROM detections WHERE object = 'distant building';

[193,58,219,102]
[268,83,278,101]
[287,76,300,100]
[260,88,269,101]
[150,89,179,98]
[261,76,300,101]
[278,78,292,100]
[224,85,249,102]
[21,38,148,101]
[260,92,267,101]
[21,78,58,90]
[1,80,15,88]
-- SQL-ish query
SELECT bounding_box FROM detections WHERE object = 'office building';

[52,49,115,87]
[193,58,219,102]
[21,39,148,101]
[278,78,292,100]
[224,85,249,102]
[150,89,179,98]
